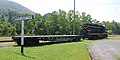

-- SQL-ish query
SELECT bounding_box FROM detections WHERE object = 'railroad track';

[0,40,14,42]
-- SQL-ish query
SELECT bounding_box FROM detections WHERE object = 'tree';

[1,9,120,36]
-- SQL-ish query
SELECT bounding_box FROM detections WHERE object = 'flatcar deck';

[12,35,83,45]
[13,35,83,38]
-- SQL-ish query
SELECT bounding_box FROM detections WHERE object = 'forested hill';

[0,0,34,14]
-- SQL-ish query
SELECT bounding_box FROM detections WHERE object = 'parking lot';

[88,40,120,60]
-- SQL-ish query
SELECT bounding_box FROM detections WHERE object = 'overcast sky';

[10,0,120,22]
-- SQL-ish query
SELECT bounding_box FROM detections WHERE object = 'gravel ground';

[88,40,120,60]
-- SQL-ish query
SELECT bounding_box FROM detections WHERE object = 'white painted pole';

[21,19,24,54]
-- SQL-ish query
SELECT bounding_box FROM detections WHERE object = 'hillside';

[0,0,35,14]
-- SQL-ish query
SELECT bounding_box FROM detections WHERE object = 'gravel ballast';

[88,40,120,60]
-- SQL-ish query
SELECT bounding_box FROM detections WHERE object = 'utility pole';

[73,0,75,35]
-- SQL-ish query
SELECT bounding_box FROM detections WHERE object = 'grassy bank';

[1,35,119,60]
[0,37,12,41]
[0,42,90,60]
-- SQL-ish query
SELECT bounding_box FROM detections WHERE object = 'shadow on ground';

[14,52,35,59]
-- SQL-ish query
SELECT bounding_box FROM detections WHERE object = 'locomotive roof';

[83,23,105,27]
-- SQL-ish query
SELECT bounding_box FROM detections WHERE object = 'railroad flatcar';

[12,23,108,45]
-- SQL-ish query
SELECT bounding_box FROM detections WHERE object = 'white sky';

[10,0,120,22]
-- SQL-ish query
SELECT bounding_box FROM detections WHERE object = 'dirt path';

[88,40,120,60]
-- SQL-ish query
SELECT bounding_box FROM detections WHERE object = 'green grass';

[0,37,12,41]
[82,40,97,43]
[1,35,119,60]
[0,42,90,60]
[117,58,120,60]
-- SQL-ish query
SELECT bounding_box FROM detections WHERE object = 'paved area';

[88,40,120,60]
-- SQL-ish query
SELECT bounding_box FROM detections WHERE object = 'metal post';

[15,15,33,54]
[21,19,24,54]
[73,0,75,35]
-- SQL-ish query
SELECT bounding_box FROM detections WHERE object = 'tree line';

[0,9,120,36]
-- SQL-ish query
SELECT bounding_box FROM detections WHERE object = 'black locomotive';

[81,23,108,40]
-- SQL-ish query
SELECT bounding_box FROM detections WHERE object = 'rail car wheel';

[72,38,80,42]
[24,40,39,45]
[16,39,39,46]
[88,36,97,40]
[16,40,21,46]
